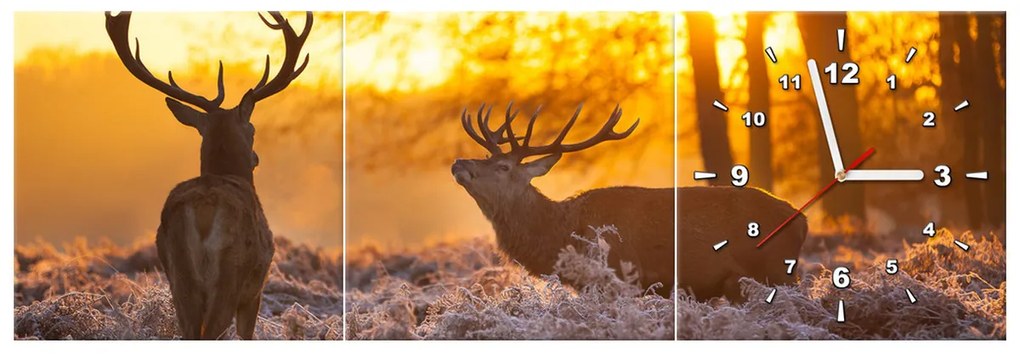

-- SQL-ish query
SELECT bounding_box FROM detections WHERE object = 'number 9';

[731,165,748,187]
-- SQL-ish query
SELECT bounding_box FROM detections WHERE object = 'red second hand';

[756,147,875,248]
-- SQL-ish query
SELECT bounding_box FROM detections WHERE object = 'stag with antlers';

[105,11,311,339]
[453,102,807,301]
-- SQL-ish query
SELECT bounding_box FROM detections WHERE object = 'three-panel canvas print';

[12,11,1005,341]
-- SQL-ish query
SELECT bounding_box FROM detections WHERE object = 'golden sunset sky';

[15,12,343,248]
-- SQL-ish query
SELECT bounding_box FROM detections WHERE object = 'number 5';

[886,259,898,275]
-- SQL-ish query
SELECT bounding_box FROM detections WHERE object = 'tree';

[975,14,1005,227]
[686,12,733,186]
[745,12,773,191]
[797,13,866,221]
[938,13,967,226]
[952,14,986,228]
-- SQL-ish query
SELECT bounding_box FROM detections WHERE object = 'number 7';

[785,259,797,275]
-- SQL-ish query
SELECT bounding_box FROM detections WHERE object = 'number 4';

[923,222,936,237]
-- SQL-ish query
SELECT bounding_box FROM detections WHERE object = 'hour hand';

[843,169,925,181]
[807,59,845,174]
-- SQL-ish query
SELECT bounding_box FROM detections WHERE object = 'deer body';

[106,11,311,339]
[477,184,673,296]
[156,175,273,339]
[677,186,807,301]
[453,103,807,301]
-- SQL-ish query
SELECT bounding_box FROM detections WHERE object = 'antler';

[105,11,312,111]
[105,11,225,112]
[461,102,639,160]
[251,11,313,102]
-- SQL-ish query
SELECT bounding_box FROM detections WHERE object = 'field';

[678,229,1006,339]
[13,227,1004,340]
[14,237,342,340]
[346,226,675,340]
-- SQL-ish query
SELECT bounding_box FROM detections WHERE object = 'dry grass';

[677,229,1006,339]
[346,226,674,340]
[14,237,342,340]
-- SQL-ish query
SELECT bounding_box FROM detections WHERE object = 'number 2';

[922,111,936,127]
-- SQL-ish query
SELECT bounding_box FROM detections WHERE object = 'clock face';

[677,12,1005,340]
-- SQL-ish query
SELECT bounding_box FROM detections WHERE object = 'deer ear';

[523,153,562,178]
[238,89,257,121]
[165,98,206,134]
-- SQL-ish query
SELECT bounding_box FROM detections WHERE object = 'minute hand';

[807,59,844,173]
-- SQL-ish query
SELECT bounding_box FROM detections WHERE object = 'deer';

[105,11,312,339]
[452,102,806,301]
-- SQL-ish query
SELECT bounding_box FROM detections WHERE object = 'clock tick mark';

[837,300,846,323]
[966,171,988,180]
[766,288,777,304]
[712,100,728,112]
[954,100,970,111]
[906,289,918,304]
[954,240,970,251]
[905,47,917,63]
[694,171,717,180]
[837,28,846,52]
[712,240,728,251]
[765,47,778,63]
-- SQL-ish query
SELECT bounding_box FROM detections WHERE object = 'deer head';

[105,11,312,184]
[452,102,639,217]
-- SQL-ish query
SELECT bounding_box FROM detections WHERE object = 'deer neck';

[199,128,254,184]
[487,186,571,275]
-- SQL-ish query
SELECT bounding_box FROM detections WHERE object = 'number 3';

[934,165,951,187]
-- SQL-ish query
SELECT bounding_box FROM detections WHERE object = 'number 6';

[832,266,851,289]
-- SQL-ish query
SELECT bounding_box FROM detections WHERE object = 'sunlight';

[15,12,339,88]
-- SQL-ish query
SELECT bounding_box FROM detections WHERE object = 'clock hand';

[808,59,845,175]
[756,147,875,248]
[843,169,924,181]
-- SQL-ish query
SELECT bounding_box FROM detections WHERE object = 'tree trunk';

[686,12,733,186]
[797,13,866,221]
[975,13,1006,227]
[938,13,965,227]
[954,14,986,228]
[745,12,773,191]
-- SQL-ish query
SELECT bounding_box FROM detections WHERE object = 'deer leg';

[235,293,262,340]
[199,287,241,340]
[171,289,204,339]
